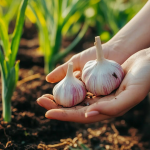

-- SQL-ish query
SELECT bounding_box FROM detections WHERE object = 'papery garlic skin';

[82,59,124,96]
[82,36,124,96]
[53,62,86,107]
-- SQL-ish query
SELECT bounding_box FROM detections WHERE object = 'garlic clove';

[82,36,124,96]
[53,62,86,107]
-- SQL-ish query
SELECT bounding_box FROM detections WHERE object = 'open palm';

[37,48,150,123]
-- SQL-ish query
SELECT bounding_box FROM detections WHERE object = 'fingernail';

[45,111,53,119]
[46,76,49,82]
[45,112,48,118]
[36,98,40,102]
[85,111,99,118]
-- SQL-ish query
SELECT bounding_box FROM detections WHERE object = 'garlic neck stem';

[66,62,73,77]
[95,36,104,62]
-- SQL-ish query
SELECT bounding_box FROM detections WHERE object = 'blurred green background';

[0,0,149,148]
[0,0,147,73]
[0,0,147,39]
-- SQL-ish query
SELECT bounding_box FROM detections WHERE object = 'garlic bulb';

[82,36,124,96]
[53,62,86,107]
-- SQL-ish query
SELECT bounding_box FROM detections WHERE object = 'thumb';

[46,55,80,83]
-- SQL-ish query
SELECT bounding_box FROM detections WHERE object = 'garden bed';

[0,25,150,150]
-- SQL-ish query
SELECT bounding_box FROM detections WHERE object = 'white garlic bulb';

[53,62,86,107]
[82,36,124,96]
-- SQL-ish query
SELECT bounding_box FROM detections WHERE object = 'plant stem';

[95,36,104,62]
[54,25,62,54]
[2,97,11,122]
[10,0,28,67]
[53,23,89,63]
[45,57,55,74]
[66,62,73,77]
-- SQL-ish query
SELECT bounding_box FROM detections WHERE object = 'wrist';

[103,39,129,64]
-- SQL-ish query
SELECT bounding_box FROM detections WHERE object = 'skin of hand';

[37,48,150,123]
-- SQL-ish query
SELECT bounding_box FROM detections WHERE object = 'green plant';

[27,0,99,74]
[97,0,146,42]
[0,0,28,122]
[0,0,22,28]
[83,0,146,42]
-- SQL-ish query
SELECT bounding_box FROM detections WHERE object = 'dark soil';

[0,24,150,150]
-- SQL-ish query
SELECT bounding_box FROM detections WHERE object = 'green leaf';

[29,3,52,73]
[0,18,10,58]
[40,0,54,25]
[10,0,28,67]
[14,60,20,84]
[57,0,63,24]
[62,0,89,27]
[3,68,15,101]
[0,47,9,81]
[3,59,9,78]
[4,63,19,102]
[28,0,91,73]
[37,0,54,37]
[62,11,81,35]
[54,22,89,62]
[100,0,119,34]
[62,0,69,12]
[3,0,21,25]
[0,48,6,80]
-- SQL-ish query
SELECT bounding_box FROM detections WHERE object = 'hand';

[46,44,108,83]
[46,0,150,84]
[46,42,131,83]
[37,48,150,123]
[46,1,150,83]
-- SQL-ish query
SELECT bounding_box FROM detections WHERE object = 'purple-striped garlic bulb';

[53,62,86,107]
[82,36,124,96]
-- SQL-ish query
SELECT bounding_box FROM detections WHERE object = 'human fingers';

[37,95,62,110]
[37,94,100,110]
[85,49,150,117]
[45,102,132,123]
[45,106,111,123]
[37,95,130,123]
[37,93,131,123]
[42,94,54,100]
[46,44,110,83]
[42,95,111,123]
[37,94,108,123]
[46,54,81,83]
[85,82,148,117]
